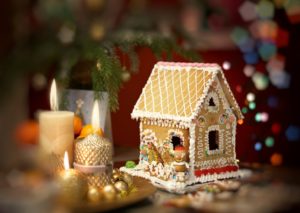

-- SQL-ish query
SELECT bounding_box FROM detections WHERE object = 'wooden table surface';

[112,146,300,213]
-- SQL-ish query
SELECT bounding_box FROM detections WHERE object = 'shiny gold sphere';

[87,186,102,202]
[56,169,88,204]
[112,168,120,175]
[122,173,133,187]
[90,23,105,41]
[85,0,105,11]
[103,184,117,200]
[114,180,129,193]
[112,173,121,182]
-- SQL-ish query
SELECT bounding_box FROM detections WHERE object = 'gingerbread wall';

[140,122,190,163]
[194,77,237,170]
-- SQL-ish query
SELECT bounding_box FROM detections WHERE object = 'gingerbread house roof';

[132,62,243,123]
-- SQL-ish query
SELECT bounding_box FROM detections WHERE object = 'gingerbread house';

[121,62,244,193]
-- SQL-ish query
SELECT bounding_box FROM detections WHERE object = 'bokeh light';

[270,153,283,166]
[252,72,269,90]
[271,123,281,134]
[284,0,300,24]
[254,142,262,151]
[256,20,278,40]
[260,112,269,122]
[255,113,262,122]
[239,1,257,21]
[266,56,285,73]
[242,107,248,114]
[231,27,249,45]
[258,42,277,61]
[246,92,255,102]
[256,0,275,19]
[243,64,255,77]
[238,119,244,125]
[243,52,259,64]
[254,112,270,122]
[222,61,231,70]
[235,85,242,93]
[269,70,291,89]
[285,125,300,142]
[249,102,256,110]
[239,37,256,52]
[265,136,275,147]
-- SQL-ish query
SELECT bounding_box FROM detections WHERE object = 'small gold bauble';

[90,23,105,41]
[122,72,131,82]
[112,173,122,182]
[103,184,117,200]
[85,0,105,11]
[56,169,88,204]
[114,180,129,193]
[87,186,102,202]
[112,168,120,175]
[122,173,133,187]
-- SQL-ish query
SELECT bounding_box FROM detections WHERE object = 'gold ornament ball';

[103,184,117,201]
[112,168,120,175]
[85,0,105,11]
[112,173,122,182]
[90,23,105,41]
[96,61,101,70]
[122,72,131,82]
[114,180,129,193]
[87,186,102,202]
[122,173,133,187]
[56,169,88,204]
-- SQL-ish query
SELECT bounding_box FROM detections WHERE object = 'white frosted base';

[120,166,240,194]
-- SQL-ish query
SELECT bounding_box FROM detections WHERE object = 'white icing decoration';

[120,166,240,194]
[188,123,196,181]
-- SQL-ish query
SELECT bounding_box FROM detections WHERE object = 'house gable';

[193,77,238,170]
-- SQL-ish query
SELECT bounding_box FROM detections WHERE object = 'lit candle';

[39,79,74,170]
[57,151,88,204]
[74,100,113,188]
[91,100,100,132]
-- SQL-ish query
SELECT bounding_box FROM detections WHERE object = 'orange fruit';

[15,120,39,145]
[74,115,83,135]
[78,124,104,138]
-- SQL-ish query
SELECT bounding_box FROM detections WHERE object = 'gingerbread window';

[168,129,184,150]
[208,130,219,150]
[205,91,219,112]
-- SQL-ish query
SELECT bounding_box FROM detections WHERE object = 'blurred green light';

[242,107,248,114]
[265,136,275,147]
[252,72,269,90]
[255,113,261,122]
[259,43,277,61]
[231,27,249,45]
[257,0,275,19]
[249,102,256,110]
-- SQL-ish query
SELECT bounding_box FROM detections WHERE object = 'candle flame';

[91,100,100,131]
[63,151,70,170]
[50,79,58,111]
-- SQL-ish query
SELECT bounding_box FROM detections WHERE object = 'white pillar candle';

[39,80,74,170]
[39,111,74,160]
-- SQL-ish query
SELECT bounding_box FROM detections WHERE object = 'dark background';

[0,0,300,168]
